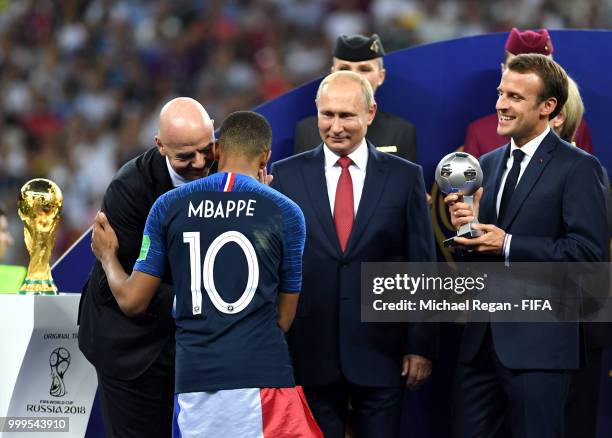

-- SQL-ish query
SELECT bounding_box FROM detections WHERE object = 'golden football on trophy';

[18,179,63,295]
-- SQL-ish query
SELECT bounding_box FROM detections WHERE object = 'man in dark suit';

[446,54,608,438]
[293,34,418,162]
[78,97,216,437]
[272,70,438,438]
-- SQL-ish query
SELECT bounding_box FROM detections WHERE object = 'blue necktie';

[498,149,525,223]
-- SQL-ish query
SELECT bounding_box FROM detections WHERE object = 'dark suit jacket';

[293,111,417,162]
[584,167,612,350]
[459,131,608,369]
[78,147,175,380]
[271,142,438,387]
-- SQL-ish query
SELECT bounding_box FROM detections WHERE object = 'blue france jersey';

[134,172,306,393]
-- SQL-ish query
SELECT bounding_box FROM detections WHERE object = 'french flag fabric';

[174,386,322,438]
[222,172,236,192]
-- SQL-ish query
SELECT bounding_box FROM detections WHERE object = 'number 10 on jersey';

[183,231,259,316]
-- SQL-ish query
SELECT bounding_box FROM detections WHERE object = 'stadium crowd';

[0,0,608,264]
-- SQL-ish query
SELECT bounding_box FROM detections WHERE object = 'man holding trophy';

[443,54,608,437]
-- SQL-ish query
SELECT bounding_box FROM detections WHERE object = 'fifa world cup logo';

[49,347,71,397]
[18,179,63,294]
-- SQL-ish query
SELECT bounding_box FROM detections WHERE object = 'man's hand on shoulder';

[91,211,119,263]
[91,210,161,317]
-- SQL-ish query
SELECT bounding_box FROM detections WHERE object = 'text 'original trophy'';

[18,178,63,295]
[435,152,483,247]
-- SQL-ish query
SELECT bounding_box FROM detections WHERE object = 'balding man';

[272,71,437,437]
[78,97,215,438]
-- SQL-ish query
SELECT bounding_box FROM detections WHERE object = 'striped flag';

[222,172,236,192]
[174,386,322,438]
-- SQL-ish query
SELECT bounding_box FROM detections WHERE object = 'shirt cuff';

[502,233,512,267]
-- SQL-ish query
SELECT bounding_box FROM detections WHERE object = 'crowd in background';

[0,0,609,265]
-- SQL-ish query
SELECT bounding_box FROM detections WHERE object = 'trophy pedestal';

[443,225,483,248]
[0,294,97,438]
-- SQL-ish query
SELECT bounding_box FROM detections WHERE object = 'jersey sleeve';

[133,197,167,278]
[279,199,306,293]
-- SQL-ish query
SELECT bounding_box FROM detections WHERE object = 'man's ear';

[541,97,558,119]
[261,149,272,168]
[155,136,166,156]
[378,68,386,87]
[367,102,378,126]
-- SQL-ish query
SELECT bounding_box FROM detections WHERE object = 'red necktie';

[333,156,354,252]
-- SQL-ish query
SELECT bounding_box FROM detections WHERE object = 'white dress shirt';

[166,156,190,188]
[323,139,369,216]
[496,126,550,263]
[495,126,550,215]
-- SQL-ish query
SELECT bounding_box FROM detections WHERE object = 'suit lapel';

[480,146,508,226]
[499,131,557,229]
[151,149,174,197]
[300,145,343,256]
[344,143,388,255]
[492,144,511,204]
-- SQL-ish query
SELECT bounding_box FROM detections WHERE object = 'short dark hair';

[0,202,6,217]
[218,111,272,159]
[506,53,568,119]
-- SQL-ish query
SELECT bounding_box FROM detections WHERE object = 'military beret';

[505,27,553,56]
[333,34,385,61]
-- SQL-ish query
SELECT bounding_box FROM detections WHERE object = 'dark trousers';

[565,348,603,438]
[97,360,174,438]
[453,329,571,438]
[303,376,403,438]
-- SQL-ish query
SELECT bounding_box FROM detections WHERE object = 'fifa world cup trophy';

[18,179,63,295]
[435,152,483,247]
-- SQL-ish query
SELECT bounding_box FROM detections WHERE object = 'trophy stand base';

[19,278,58,295]
[18,291,58,296]
[443,228,483,248]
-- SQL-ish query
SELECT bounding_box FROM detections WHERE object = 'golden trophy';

[18,179,63,295]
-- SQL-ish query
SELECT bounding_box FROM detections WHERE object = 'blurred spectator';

[0,203,13,261]
[0,0,604,266]
[0,201,26,294]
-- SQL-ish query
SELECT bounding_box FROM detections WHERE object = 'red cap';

[505,28,553,56]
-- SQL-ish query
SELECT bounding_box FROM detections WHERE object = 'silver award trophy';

[435,152,483,247]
